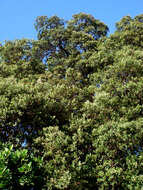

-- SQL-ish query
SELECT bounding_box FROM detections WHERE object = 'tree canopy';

[0,13,143,189]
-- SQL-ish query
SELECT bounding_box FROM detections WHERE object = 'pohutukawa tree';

[0,13,143,189]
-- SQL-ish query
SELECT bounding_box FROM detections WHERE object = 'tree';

[0,13,143,189]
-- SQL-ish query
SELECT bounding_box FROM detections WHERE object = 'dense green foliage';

[0,13,143,189]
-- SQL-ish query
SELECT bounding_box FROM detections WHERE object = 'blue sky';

[0,0,142,42]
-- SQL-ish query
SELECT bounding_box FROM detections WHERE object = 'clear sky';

[0,0,142,42]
